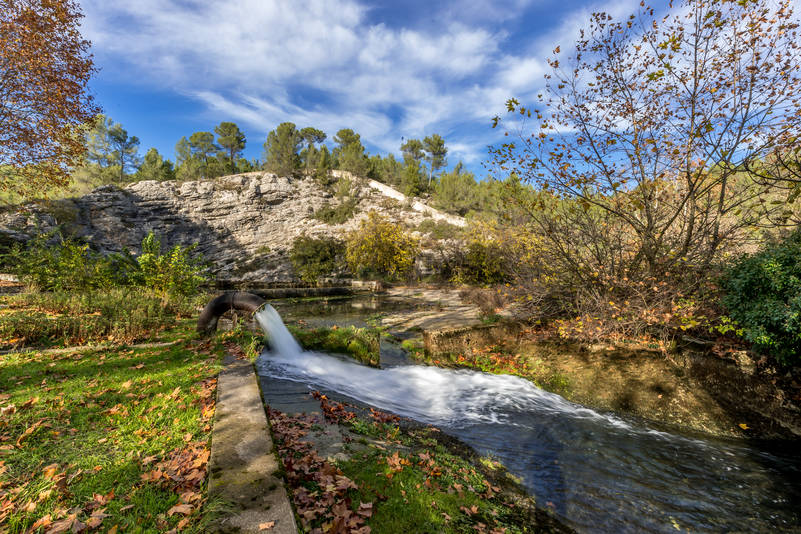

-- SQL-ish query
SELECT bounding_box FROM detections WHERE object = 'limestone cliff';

[0,171,465,284]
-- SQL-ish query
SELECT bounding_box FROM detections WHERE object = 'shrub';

[289,235,346,284]
[452,238,509,286]
[720,230,801,367]
[416,218,462,240]
[2,232,138,291]
[345,211,419,280]
[2,231,208,302]
[136,232,208,300]
[313,198,358,224]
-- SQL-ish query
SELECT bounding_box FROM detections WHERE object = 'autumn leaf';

[258,521,275,530]
[167,503,193,516]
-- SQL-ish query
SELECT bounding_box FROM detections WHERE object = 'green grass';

[0,289,210,350]
[268,399,562,534]
[288,325,380,366]
[0,300,225,533]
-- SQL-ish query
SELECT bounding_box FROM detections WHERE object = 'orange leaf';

[167,504,193,517]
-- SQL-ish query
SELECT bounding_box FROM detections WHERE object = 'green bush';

[2,231,208,301]
[289,235,346,284]
[2,232,138,291]
[137,232,208,300]
[720,230,801,367]
[313,198,358,224]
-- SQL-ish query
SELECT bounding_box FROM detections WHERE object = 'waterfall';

[256,304,303,357]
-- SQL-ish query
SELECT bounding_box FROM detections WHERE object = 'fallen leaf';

[43,463,60,479]
[167,504,193,517]
[31,514,52,530]
[258,521,275,530]
[739,423,749,430]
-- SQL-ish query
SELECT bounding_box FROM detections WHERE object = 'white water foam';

[256,305,635,430]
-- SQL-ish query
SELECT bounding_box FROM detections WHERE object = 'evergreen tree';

[333,128,370,177]
[423,134,447,185]
[107,123,141,183]
[263,122,303,177]
[433,163,479,215]
[401,160,423,197]
[369,153,403,187]
[175,136,202,181]
[135,148,175,182]
[85,115,114,168]
[299,127,327,174]
[214,122,246,173]
[188,132,217,179]
[400,138,424,166]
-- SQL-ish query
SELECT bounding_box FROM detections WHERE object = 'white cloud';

[80,0,639,163]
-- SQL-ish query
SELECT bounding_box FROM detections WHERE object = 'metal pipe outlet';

[197,291,266,335]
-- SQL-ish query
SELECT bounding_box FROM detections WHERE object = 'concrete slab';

[208,353,298,534]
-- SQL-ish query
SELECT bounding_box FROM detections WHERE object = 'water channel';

[255,296,801,533]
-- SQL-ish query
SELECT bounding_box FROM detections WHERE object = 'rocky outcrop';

[0,172,465,284]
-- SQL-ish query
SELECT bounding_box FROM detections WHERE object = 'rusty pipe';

[197,291,266,335]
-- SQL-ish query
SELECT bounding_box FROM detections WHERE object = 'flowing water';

[255,302,801,533]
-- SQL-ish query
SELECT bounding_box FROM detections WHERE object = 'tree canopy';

[0,0,99,198]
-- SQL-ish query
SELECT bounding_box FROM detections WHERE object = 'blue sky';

[79,0,639,177]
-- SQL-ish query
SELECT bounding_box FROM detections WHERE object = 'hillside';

[0,171,465,285]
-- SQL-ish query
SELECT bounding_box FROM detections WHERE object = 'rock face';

[0,172,465,284]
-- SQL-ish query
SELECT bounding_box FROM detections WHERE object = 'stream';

[254,297,801,533]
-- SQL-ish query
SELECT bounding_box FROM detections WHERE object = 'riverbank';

[265,391,572,534]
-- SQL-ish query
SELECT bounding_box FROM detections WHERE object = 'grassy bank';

[267,393,570,534]
[0,296,224,533]
[288,324,380,367]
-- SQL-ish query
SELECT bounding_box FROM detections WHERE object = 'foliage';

[0,319,221,531]
[423,134,447,185]
[0,0,99,199]
[2,232,136,291]
[0,288,202,347]
[3,231,207,303]
[432,164,480,215]
[137,232,208,301]
[288,235,346,284]
[333,128,370,178]
[135,147,175,182]
[491,0,801,283]
[313,198,358,225]
[214,121,246,173]
[346,211,419,280]
[288,324,380,366]
[720,231,801,367]
[415,218,463,240]
[450,226,509,286]
[263,122,302,177]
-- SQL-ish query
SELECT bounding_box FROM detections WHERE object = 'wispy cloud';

[80,0,639,164]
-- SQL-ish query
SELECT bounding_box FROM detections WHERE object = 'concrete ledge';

[208,353,298,533]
